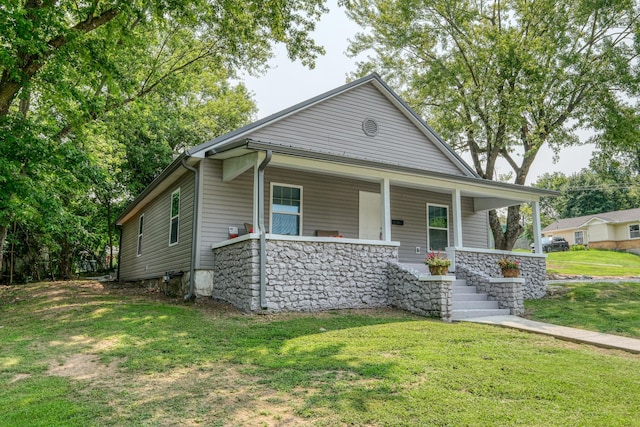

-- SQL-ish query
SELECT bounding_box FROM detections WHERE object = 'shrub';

[571,245,588,251]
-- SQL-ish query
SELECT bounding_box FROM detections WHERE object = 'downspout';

[182,157,199,301]
[258,150,272,309]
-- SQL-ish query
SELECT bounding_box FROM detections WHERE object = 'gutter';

[257,150,272,309]
[181,157,200,301]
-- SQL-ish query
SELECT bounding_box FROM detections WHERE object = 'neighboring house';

[115,74,555,319]
[543,207,640,254]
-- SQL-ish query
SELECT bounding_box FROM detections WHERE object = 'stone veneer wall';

[453,248,546,299]
[479,278,524,315]
[388,262,453,321]
[264,240,398,312]
[212,238,260,311]
[212,237,399,312]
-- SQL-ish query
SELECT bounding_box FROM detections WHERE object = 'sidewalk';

[460,315,640,354]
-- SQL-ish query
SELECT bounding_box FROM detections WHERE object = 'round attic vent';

[362,118,378,137]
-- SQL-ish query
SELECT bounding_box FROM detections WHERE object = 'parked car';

[531,236,570,253]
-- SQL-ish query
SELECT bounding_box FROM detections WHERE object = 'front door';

[359,191,381,240]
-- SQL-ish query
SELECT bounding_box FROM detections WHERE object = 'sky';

[241,0,594,185]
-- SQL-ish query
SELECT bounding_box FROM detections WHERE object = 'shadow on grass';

[0,281,414,425]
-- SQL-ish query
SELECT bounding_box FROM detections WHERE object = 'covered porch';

[207,140,552,314]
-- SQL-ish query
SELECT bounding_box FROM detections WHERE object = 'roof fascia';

[188,74,381,158]
[115,153,196,225]
[188,73,477,178]
[242,140,558,197]
[368,77,479,178]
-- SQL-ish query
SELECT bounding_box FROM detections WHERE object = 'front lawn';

[545,249,640,276]
[525,281,640,339]
[1,281,640,426]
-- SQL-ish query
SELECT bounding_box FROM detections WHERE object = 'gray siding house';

[116,74,554,320]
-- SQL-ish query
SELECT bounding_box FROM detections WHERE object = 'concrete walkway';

[460,315,640,354]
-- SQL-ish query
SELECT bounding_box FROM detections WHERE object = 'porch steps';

[451,279,510,320]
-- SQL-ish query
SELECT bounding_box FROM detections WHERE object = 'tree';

[0,0,327,276]
[343,0,640,249]
[534,169,639,220]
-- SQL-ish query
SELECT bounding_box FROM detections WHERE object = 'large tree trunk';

[0,225,7,282]
[489,206,524,251]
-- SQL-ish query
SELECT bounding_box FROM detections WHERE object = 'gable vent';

[362,118,378,137]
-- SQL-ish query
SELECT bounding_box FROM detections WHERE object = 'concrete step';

[452,285,477,292]
[452,308,511,321]
[452,293,490,302]
[453,300,500,310]
[452,279,467,286]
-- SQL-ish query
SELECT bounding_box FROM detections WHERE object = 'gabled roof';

[543,207,640,232]
[187,73,478,178]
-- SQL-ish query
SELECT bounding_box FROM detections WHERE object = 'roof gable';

[190,74,476,177]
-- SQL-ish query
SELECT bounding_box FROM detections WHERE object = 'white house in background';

[544,207,640,254]
[115,73,554,318]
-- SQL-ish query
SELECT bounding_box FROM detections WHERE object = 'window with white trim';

[137,215,144,256]
[271,183,302,235]
[427,204,449,251]
[169,189,180,245]
[630,224,640,239]
[574,230,584,245]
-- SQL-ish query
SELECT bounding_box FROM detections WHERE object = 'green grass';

[2,281,640,426]
[546,249,640,276]
[525,281,640,339]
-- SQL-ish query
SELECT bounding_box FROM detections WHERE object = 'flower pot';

[429,266,449,275]
[501,268,520,278]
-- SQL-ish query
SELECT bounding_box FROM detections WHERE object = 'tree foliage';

[343,0,640,249]
[0,0,327,282]
[534,168,640,221]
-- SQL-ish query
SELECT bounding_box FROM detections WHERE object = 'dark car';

[531,236,570,253]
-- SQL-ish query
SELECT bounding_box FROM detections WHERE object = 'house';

[543,207,640,254]
[115,74,555,319]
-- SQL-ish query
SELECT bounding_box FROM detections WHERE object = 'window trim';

[427,203,449,251]
[629,223,640,239]
[169,188,180,246]
[574,230,584,245]
[270,182,303,236]
[137,214,144,257]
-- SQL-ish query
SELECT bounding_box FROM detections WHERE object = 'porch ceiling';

[212,141,556,212]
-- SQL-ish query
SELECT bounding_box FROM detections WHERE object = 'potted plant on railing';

[425,251,451,276]
[497,257,520,278]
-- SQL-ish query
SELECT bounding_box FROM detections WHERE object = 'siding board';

[246,84,465,175]
[198,160,489,268]
[120,171,194,280]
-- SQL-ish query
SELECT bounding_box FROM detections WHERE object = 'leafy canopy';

[343,0,640,249]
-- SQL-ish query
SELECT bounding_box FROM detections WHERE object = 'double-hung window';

[574,230,584,245]
[630,224,640,239]
[427,204,449,251]
[271,184,302,235]
[169,189,180,245]
[137,215,144,256]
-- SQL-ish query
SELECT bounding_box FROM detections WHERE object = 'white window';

[574,230,584,245]
[630,224,640,239]
[137,215,144,256]
[427,204,449,251]
[169,189,180,245]
[271,183,302,235]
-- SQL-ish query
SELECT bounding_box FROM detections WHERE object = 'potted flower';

[425,251,451,275]
[497,257,520,278]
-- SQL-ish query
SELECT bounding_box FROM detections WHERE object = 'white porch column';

[252,164,260,232]
[452,188,463,247]
[532,200,543,254]
[381,178,391,241]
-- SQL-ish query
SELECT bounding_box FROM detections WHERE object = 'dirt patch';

[48,353,122,381]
